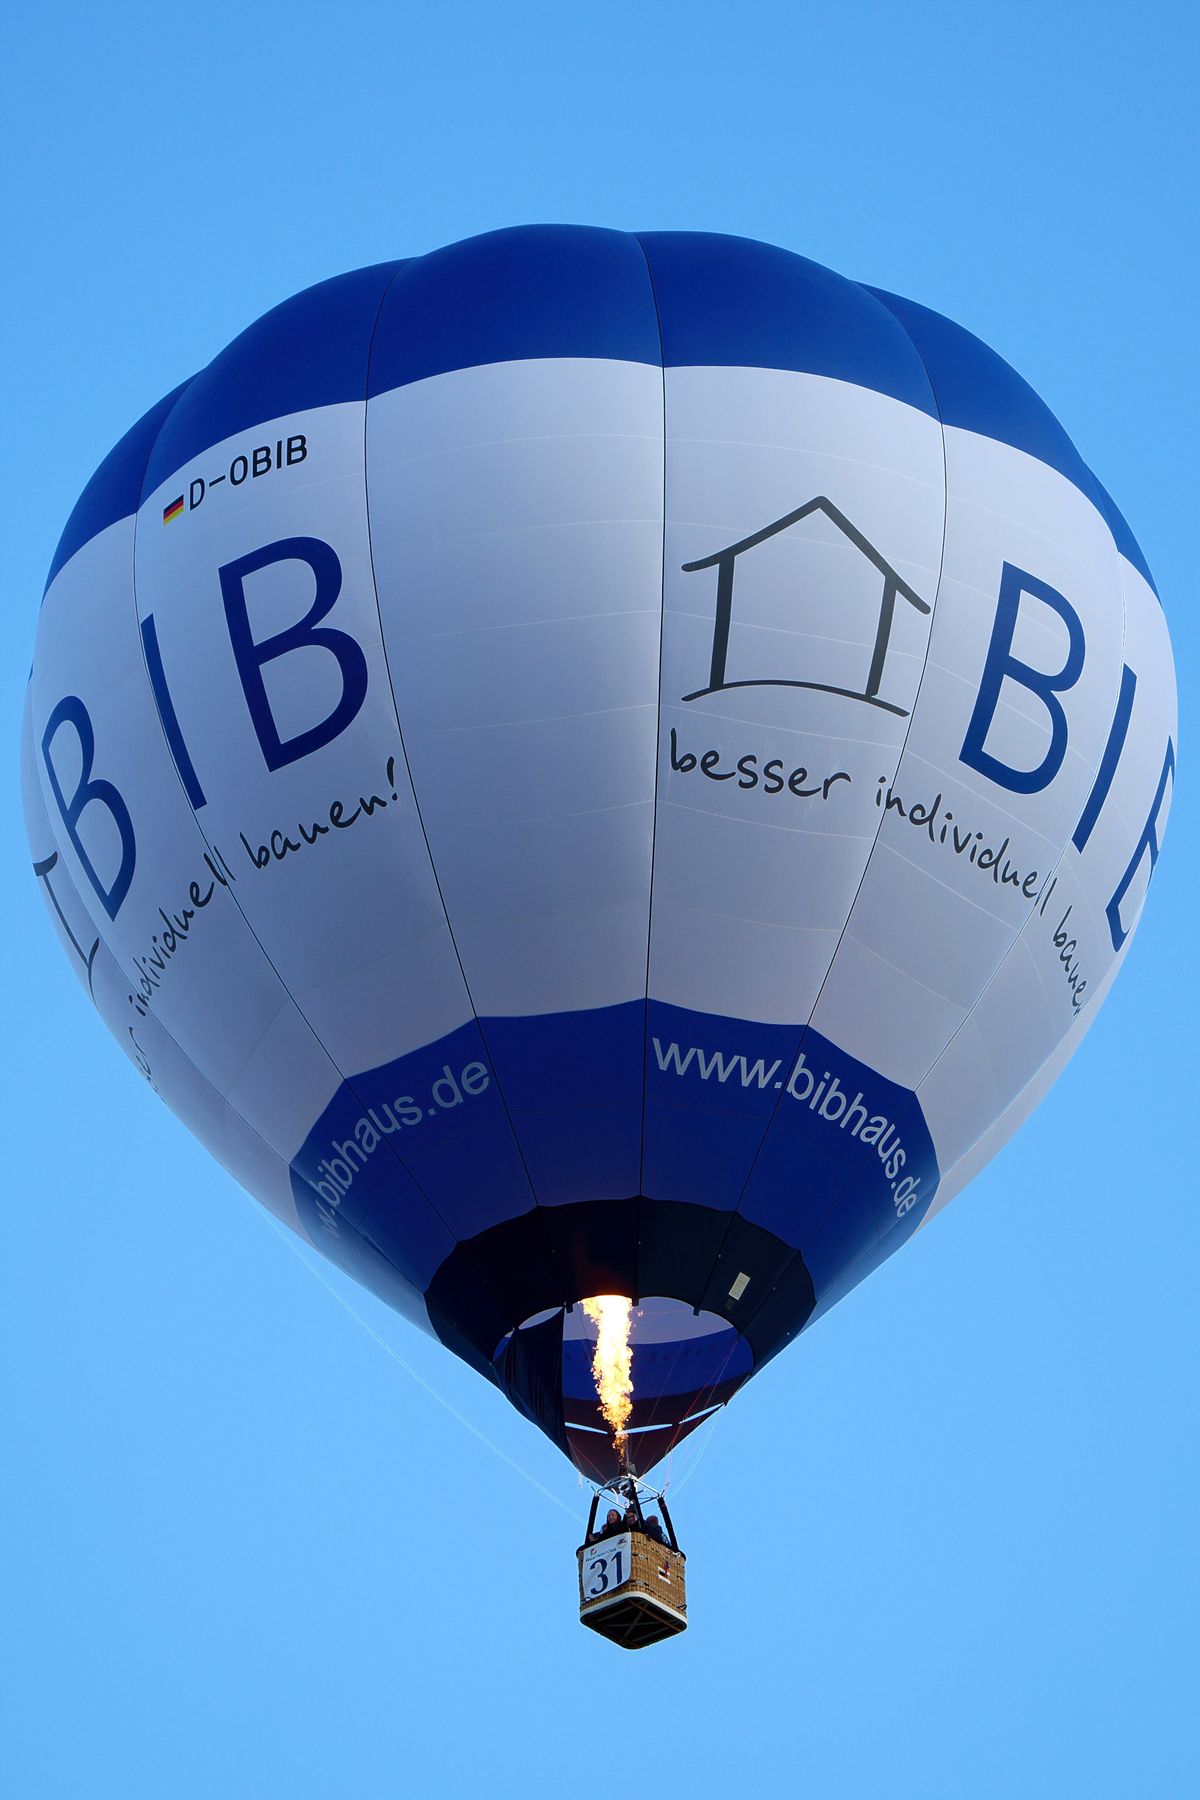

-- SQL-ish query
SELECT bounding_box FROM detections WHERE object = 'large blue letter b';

[41,695,136,921]
[961,562,1085,795]
[220,536,368,773]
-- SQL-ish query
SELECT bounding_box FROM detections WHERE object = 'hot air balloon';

[23,230,1176,1592]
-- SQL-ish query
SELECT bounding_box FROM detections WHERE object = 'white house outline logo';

[681,495,932,718]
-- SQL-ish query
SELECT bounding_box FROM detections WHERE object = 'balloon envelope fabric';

[23,228,1177,1481]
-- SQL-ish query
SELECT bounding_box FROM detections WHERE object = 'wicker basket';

[576,1530,688,1649]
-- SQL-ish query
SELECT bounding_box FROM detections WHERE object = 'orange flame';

[581,1295,634,1456]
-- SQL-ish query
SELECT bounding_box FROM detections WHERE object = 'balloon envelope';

[23,228,1176,1480]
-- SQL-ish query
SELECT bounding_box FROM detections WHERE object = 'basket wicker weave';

[577,1530,688,1649]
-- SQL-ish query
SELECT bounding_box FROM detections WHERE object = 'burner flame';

[580,1295,634,1458]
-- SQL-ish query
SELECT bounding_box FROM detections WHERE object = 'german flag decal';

[162,495,185,525]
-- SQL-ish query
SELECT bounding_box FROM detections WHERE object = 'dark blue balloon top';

[45,225,1158,599]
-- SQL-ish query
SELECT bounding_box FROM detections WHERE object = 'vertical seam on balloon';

[126,322,410,1144]
[788,481,1133,1273]
[359,261,574,1322]
[127,361,372,1129]
[123,281,513,1351]
[697,290,954,1327]
[354,261,536,1289]
[742,385,1134,1332]
[940,558,1173,1216]
[632,234,669,1303]
[358,260,559,1302]
[895,490,1135,1232]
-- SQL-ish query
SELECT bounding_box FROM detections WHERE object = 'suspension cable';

[259,1212,581,1521]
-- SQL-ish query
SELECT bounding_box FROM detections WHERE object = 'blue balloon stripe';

[42,231,1159,597]
[289,999,937,1296]
[1086,473,1159,598]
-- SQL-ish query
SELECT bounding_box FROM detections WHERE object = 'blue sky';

[1,3,1196,1794]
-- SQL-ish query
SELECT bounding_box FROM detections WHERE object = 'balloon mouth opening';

[495,1295,753,1481]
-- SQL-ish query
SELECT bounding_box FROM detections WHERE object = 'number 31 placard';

[581,1532,632,1599]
